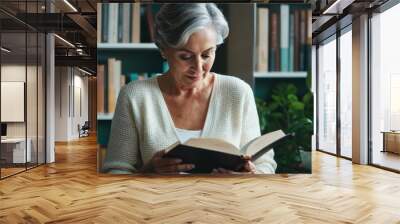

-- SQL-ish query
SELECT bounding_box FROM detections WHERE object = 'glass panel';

[312,45,317,151]
[371,4,400,171]
[317,36,337,154]
[25,0,39,170]
[38,32,45,165]
[339,29,352,158]
[1,22,27,178]
[27,31,38,169]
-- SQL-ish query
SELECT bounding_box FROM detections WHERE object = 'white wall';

[55,66,69,141]
[1,65,36,137]
[54,67,89,141]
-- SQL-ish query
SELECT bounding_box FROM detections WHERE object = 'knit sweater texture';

[102,74,277,174]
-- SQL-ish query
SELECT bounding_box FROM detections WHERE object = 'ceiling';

[0,0,97,73]
[311,0,390,42]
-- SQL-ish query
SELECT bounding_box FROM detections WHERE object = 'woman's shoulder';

[215,73,252,94]
[119,77,159,98]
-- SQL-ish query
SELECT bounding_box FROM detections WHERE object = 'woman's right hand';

[144,150,195,174]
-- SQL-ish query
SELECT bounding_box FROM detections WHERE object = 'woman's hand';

[211,155,257,174]
[143,150,195,174]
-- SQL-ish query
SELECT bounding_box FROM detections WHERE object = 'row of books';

[97,59,153,114]
[256,6,312,72]
[98,3,155,43]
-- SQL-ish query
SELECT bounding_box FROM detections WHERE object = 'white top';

[175,128,202,143]
[102,74,277,174]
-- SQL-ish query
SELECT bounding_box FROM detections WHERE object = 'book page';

[164,141,180,153]
[244,130,286,156]
[184,138,241,156]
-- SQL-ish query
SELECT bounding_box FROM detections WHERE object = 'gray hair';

[154,3,229,50]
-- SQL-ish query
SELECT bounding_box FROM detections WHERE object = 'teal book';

[269,12,279,71]
[288,12,295,72]
[280,5,289,72]
[101,4,109,42]
[117,3,123,43]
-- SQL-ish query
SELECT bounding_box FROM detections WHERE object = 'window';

[317,36,337,154]
[339,28,352,158]
[371,2,400,171]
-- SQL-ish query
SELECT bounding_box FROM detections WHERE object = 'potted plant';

[256,82,313,173]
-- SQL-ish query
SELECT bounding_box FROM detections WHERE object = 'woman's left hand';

[212,155,257,174]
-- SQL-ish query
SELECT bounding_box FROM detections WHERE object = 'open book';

[163,130,291,173]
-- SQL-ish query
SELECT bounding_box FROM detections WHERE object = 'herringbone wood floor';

[1,135,400,223]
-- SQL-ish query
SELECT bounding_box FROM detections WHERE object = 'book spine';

[294,10,300,71]
[117,3,123,43]
[275,10,281,72]
[131,3,141,43]
[307,10,312,71]
[97,4,102,43]
[280,5,289,72]
[269,12,278,71]
[300,10,306,71]
[104,62,109,112]
[108,3,118,43]
[113,59,122,110]
[256,8,269,72]
[288,10,295,72]
[101,4,109,43]
[97,65,105,113]
[122,3,131,43]
[146,5,155,42]
[107,58,115,113]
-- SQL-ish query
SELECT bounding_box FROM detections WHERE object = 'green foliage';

[256,82,313,173]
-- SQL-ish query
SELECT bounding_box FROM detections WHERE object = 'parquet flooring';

[0,135,400,223]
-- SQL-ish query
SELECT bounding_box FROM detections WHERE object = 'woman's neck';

[160,72,214,97]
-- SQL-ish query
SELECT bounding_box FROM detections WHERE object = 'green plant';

[256,82,313,173]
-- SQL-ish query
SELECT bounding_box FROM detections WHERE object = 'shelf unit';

[97,43,158,50]
[97,113,114,120]
[254,71,307,78]
[97,3,165,147]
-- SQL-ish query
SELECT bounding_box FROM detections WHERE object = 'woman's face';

[162,27,217,89]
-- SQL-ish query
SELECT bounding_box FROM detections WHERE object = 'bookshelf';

[254,71,307,78]
[97,3,312,147]
[97,43,158,50]
[97,113,114,120]
[97,3,164,147]
[254,3,311,75]
[252,3,311,101]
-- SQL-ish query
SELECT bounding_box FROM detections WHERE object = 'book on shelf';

[256,8,269,72]
[97,3,102,43]
[108,3,118,43]
[293,10,300,71]
[97,59,156,115]
[269,11,280,72]
[97,64,105,113]
[163,130,291,173]
[257,5,311,73]
[288,11,295,72]
[131,3,141,43]
[107,58,122,113]
[145,4,155,42]
[99,3,154,44]
[280,4,289,72]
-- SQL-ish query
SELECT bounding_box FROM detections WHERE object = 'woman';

[102,3,277,174]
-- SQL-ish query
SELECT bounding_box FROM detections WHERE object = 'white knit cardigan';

[102,74,277,174]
